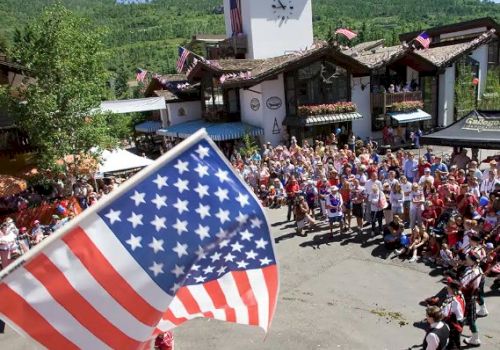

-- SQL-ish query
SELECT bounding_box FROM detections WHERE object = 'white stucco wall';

[438,64,456,127]
[239,84,264,138]
[470,45,489,99]
[351,76,372,140]
[224,0,314,59]
[260,74,287,145]
[166,101,202,126]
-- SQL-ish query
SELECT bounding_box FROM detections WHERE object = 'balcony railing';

[371,91,423,114]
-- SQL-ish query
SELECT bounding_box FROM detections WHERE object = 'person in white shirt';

[368,184,385,235]
[0,218,18,269]
[389,182,405,217]
[400,176,413,225]
[481,160,497,180]
[409,183,425,229]
[480,169,497,196]
[441,280,465,349]
[326,186,344,236]
[423,306,449,350]
[419,168,435,186]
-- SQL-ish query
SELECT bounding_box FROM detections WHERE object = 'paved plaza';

[2,206,499,349]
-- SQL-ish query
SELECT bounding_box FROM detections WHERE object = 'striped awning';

[157,120,264,141]
[284,112,363,127]
[388,109,431,124]
[135,121,162,134]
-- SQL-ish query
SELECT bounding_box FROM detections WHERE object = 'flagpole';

[0,128,211,281]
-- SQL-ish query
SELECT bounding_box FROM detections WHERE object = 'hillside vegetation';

[0,0,498,78]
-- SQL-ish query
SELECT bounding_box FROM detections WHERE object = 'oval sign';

[266,96,282,110]
[250,98,260,111]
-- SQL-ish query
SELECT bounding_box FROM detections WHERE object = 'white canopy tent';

[98,97,166,114]
[95,148,154,178]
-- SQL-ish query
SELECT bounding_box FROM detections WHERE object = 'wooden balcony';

[371,91,423,114]
[206,34,247,59]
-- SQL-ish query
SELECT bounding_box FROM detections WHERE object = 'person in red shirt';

[417,156,431,178]
[421,201,437,229]
[154,331,174,350]
[285,176,300,221]
[445,217,459,248]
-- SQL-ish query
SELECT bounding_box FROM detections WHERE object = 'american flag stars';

[97,139,276,295]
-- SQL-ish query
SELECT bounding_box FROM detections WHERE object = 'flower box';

[391,100,424,112]
[297,102,357,117]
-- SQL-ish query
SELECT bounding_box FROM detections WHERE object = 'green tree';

[114,66,129,99]
[2,3,116,175]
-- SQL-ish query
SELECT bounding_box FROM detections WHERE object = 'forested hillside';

[0,0,498,78]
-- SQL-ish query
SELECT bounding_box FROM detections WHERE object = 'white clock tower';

[223,0,314,59]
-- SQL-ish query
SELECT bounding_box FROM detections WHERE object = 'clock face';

[272,0,294,21]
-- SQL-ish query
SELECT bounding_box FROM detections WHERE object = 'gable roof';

[187,42,371,87]
[345,44,410,70]
[413,29,497,68]
[400,17,500,43]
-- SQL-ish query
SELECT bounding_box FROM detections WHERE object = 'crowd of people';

[233,133,499,349]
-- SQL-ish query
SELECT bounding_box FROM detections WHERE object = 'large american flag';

[415,32,431,49]
[0,130,278,349]
[176,47,190,73]
[230,0,243,36]
[335,28,357,41]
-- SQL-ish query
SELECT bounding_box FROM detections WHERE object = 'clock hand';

[277,0,286,9]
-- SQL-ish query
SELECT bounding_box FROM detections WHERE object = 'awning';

[388,109,431,123]
[99,97,166,114]
[95,148,154,177]
[420,110,500,150]
[157,120,264,141]
[284,112,363,127]
[135,121,162,134]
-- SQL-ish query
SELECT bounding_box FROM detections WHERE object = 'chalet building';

[0,55,33,160]
[151,0,498,146]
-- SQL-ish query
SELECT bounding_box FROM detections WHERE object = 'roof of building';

[345,44,410,69]
[400,17,500,42]
[349,39,385,53]
[154,74,187,83]
[191,34,227,43]
[187,41,370,87]
[414,29,497,68]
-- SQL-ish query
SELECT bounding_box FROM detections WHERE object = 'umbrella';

[0,174,28,197]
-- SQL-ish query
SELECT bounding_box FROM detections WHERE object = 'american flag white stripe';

[187,284,227,321]
[4,269,111,349]
[219,272,249,324]
[335,28,357,40]
[44,240,153,341]
[176,47,190,73]
[168,295,200,319]
[230,0,243,35]
[247,269,270,330]
[80,215,172,312]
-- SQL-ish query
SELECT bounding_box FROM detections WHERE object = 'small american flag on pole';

[335,28,357,40]
[230,0,243,36]
[0,129,279,348]
[415,32,431,49]
[136,68,147,82]
[176,47,191,73]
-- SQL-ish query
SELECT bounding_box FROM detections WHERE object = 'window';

[488,40,499,69]
[201,75,240,121]
[285,60,349,115]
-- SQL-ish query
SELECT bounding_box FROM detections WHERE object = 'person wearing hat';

[423,306,450,350]
[481,159,497,180]
[480,169,497,197]
[326,186,344,236]
[441,279,465,349]
[30,220,45,246]
[461,252,483,346]
[16,227,30,254]
[419,168,435,186]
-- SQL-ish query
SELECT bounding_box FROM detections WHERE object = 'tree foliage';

[2,3,116,175]
[0,0,497,77]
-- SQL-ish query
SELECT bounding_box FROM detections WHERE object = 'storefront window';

[285,60,349,115]
[201,75,240,121]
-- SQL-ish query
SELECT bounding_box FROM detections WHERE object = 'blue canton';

[98,140,275,296]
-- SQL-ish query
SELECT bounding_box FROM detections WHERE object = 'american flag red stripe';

[230,0,243,35]
[62,227,161,326]
[158,265,278,331]
[136,69,147,82]
[0,214,174,349]
[335,28,357,40]
[415,32,431,49]
[0,129,279,348]
[0,284,78,350]
[176,47,190,73]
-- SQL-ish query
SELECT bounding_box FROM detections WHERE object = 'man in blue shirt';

[403,152,418,183]
[430,156,448,176]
